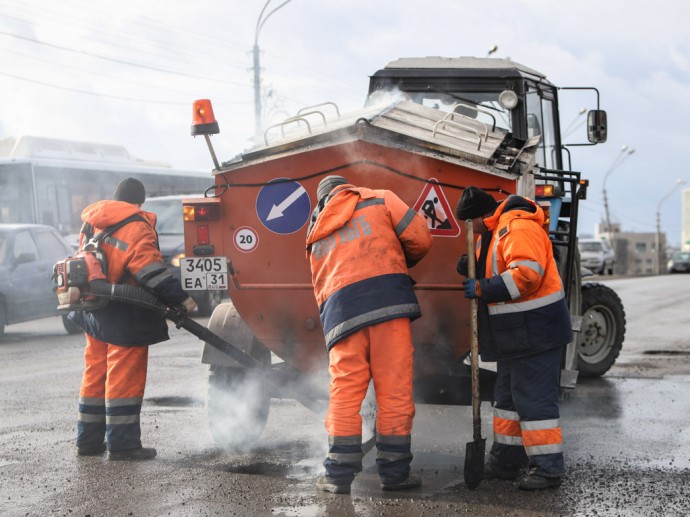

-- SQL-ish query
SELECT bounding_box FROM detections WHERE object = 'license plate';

[180,257,228,290]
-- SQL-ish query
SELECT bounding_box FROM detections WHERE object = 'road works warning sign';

[412,179,460,237]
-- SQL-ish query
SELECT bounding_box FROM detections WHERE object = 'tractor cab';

[366,56,607,173]
[367,57,615,387]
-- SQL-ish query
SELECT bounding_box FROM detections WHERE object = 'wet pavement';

[1,275,690,516]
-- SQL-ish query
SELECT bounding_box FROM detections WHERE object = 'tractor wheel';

[205,303,271,450]
[577,283,626,377]
[62,314,83,335]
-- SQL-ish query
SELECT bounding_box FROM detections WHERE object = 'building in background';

[593,223,664,276]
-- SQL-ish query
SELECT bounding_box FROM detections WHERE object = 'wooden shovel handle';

[465,219,482,441]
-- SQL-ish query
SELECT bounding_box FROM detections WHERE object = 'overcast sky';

[1,0,689,244]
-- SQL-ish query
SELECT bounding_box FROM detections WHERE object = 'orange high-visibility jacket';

[475,195,572,360]
[306,185,432,349]
[72,199,188,346]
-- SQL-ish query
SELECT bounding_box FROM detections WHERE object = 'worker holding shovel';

[455,186,572,490]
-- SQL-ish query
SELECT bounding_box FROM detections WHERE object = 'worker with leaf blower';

[455,186,572,490]
[306,175,432,494]
[69,178,197,461]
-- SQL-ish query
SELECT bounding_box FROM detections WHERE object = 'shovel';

[464,219,486,489]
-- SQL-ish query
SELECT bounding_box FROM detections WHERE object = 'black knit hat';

[455,186,498,220]
[316,175,348,202]
[113,178,146,204]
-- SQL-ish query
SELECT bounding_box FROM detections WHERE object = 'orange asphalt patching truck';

[181,57,626,448]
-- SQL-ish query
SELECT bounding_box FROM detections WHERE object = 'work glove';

[463,278,481,299]
[456,255,468,277]
[181,296,197,314]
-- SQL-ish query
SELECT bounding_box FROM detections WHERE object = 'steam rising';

[207,367,271,452]
[366,86,408,109]
[207,365,378,480]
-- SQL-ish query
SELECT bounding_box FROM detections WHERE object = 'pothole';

[145,396,204,407]
[643,350,690,356]
[222,461,290,477]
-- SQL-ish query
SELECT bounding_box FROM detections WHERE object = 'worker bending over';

[306,175,432,494]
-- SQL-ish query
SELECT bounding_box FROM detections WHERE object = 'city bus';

[0,135,212,236]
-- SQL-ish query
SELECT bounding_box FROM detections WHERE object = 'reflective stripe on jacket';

[306,185,432,349]
[477,195,572,360]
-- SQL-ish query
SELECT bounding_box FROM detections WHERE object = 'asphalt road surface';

[1,275,690,516]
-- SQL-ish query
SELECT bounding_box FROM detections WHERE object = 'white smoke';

[206,366,271,452]
[366,86,409,109]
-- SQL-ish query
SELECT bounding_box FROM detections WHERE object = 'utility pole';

[253,0,294,138]
[602,145,635,237]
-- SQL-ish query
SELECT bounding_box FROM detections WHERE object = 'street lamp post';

[655,178,687,275]
[602,145,636,238]
[253,0,293,138]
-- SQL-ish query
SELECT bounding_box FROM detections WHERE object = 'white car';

[578,239,616,275]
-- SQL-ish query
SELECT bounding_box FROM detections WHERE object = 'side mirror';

[587,110,607,144]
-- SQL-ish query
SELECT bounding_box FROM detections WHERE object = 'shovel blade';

[464,438,486,489]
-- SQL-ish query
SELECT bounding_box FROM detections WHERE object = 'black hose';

[88,280,263,370]
[86,280,328,413]
[89,280,170,314]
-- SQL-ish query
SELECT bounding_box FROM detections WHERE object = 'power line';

[0,0,249,71]
[1,47,203,96]
[0,70,249,105]
[0,29,245,86]
[60,0,249,54]
[0,2,366,112]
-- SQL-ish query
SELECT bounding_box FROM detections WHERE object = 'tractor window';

[526,89,557,169]
[404,91,513,132]
[541,99,557,169]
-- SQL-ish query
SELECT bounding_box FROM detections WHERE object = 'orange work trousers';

[326,317,415,438]
[77,335,148,452]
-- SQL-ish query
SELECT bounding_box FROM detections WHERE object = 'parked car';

[142,195,224,316]
[667,251,690,273]
[578,238,616,275]
[0,224,79,337]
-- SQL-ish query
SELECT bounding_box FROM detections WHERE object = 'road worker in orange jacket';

[455,186,572,490]
[306,175,432,494]
[71,178,196,460]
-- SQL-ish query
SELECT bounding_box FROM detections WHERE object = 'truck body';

[182,57,626,448]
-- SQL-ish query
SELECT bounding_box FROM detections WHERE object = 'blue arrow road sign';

[256,178,311,234]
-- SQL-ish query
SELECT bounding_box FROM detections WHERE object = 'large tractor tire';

[577,282,626,377]
[205,303,272,451]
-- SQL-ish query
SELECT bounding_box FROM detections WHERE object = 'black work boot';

[316,476,352,494]
[515,468,562,490]
[482,462,522,480]
[77,443,106,456]
[108,447,157,461]
[381,473,422,491]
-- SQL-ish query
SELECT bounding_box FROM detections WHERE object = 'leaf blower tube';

[88,279,264,370]
[84,280,326,413]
